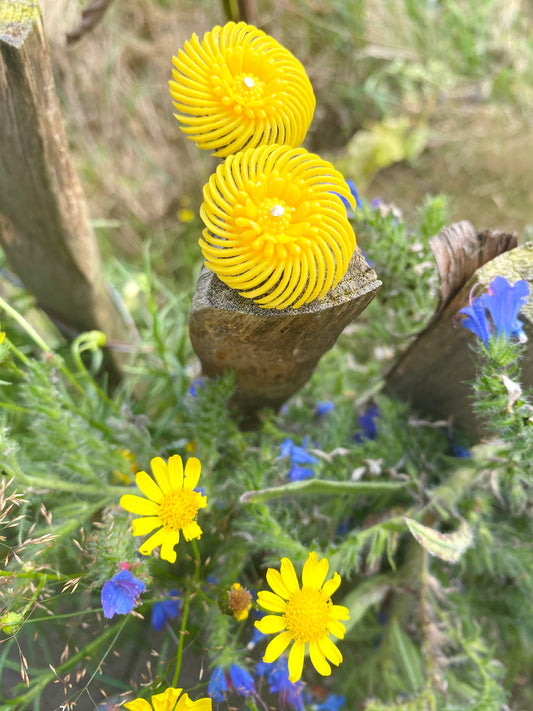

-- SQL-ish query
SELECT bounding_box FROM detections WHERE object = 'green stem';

[71,333,119,411]
[4,340,28,369]
[0,401,31,413]
[0,295,86,397]
[240,478,407,504]
[0,296,50,353]
[171,540,202,687]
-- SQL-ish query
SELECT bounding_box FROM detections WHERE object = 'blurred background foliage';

[39,0,533,288]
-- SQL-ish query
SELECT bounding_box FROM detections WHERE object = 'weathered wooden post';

[385,222,524,437]
[0,1,130,354]
[189,248,380,419]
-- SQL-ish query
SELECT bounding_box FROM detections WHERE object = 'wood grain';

[0,1,130,355]
[189,247,381,422]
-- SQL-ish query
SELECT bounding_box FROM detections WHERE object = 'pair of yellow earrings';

[169,22,357,310]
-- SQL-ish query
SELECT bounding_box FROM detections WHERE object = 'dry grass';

[38,0,533,265]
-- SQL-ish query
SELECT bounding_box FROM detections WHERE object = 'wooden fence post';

[189,247,381,422]
[385,223,526,438]
[0,1,130,355]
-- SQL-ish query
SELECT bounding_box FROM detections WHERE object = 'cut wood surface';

[189,247,381,421]
[0,1,130,353]
[386,224,530,438]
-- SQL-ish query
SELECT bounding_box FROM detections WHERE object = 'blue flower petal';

[316,401,335,417]
[288,465,315,481]
[268,658,304,711]
[459,298,490,346]
[208,666,228,703]
[482,276,529,340]
[101,569,145,619]
[317,694,346,711]
[229,663,255,698]
[151,589,180,631]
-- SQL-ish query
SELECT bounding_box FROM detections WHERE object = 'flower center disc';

[231,72,265,105]
[257,198,291,236]
[283,587,331,642]
[158,489,201,531]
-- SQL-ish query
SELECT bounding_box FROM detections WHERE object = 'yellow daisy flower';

[200,143,357,310]
[169,22,315,157]
[124,687,212,711]
[255,552,350,682]
[120,455,206,564]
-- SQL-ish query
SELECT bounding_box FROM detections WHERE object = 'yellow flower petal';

[160,530,181,563]
[188,699,212,711]
[318,635,343,666]
[182,520,202,541]
[263,630,293,663]
[287,639,305,682]
[166,455,183,490]
[175,693,212,711]
[326,618,347,639]
[309,639,332,677]
[135,471,164,503]
[124,700,152,711]
[151,457,171,493]
[132,516,162,536]
[330,604,350,621]
[280,557,300,594]
[321,572,341,598]
[120,494,159,517]
[266,567,291,600]
[152,688,182,711]
[183,457,201,490]
[255,614,287,634]
[139,528,168,558]
[302,551,329,590]
[256,590,287,613]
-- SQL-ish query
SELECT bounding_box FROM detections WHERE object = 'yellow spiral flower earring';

[199,143,357,310]
[169,22,315,157]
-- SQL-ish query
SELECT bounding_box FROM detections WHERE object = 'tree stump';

[385,222,527,438]
[189,247,381,421]
[0,1,130,358]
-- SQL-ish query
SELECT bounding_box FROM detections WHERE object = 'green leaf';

[404,517,473,563]
[239,479,406,504]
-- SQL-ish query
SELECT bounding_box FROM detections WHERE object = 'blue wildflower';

[459,277,529,346]
[354,404,379,443]
[482,276,529,342]
[452,445,471,458]
[315,401,335,417]
[459,295,491,346]
[316,694,346,711]
[229,662,255,698]
[278,437,319,482]
[255,659,273,677]
[287,464,315,481]
[208,666,228,703]
[101,567,145,619]
[278,437,318,466]
[268,657,304,711]
[151,589,180,631]
[188,377,205,397]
